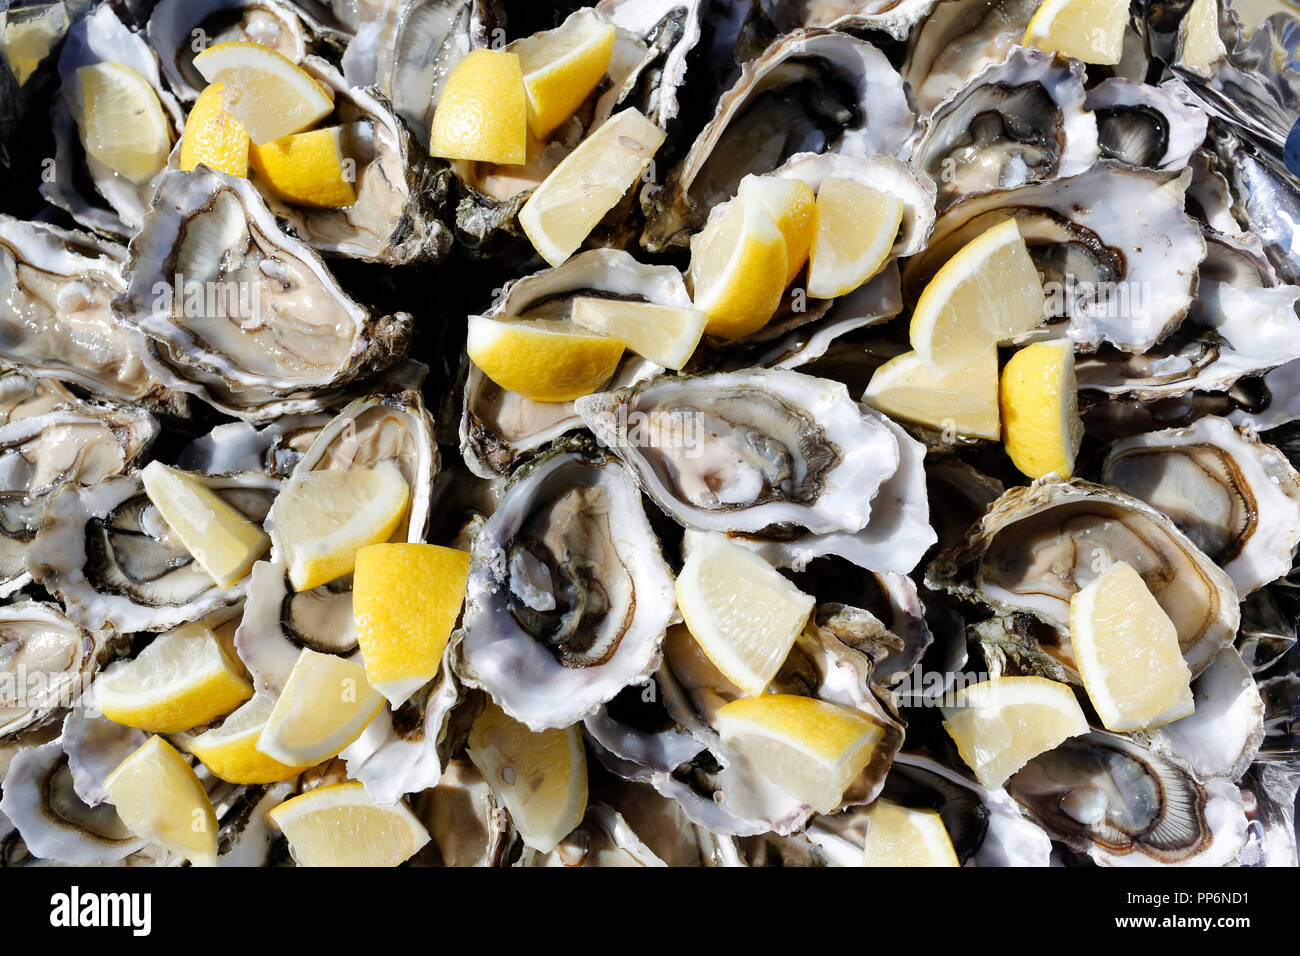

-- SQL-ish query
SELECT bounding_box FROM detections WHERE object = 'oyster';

[26,471,278,634]
[459,249,682,478]
[1102,416,1300,595]
[0,603,108,740]
[755,0,940,42]
[42,5,185,238]
[457,441,677,731]
[114,167,412,421]
[0,398,158,595]
[596,0,705,127]
[1085,78,1208,170]
[1006,731,1249,866]
[903,162,1207,354]
[0,215,181,410]
[927,478,1240,678]
[576,369,900,538]
[178,415,332,477]
[910,47,1099,211]
[408,757,515,867]
[641,28,913,251]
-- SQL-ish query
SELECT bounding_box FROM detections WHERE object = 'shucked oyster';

[927,477,1239,679]
[0,603,108,741]
[0,216,180,411]
[641,28,913,251]
[457,441,677,731]
[576,369,900,538]
[1085,77,1208,170]
[903,0,1041,112]
[114,167,412,421]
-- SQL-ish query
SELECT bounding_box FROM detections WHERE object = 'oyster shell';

[1085,78,1208,170]
[910,47,1099,211]
[0,603,108,741]
[26,471,278,634]
[926,477,1240,678]
[903,0,1040,113]
[903,161,1207,354]
[576,369,900,538]
[178,415,332,477]
[640,28,913,251]
[756,0,940,41]
[457,441,677,731]
[459,249,682,478]
[1102,416,1300,595]
[114,167,412,421]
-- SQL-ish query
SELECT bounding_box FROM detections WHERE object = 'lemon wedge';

[569,297,707,371]
[180,81,250,177]
[1069,561,1195,732]
[467,313,625,402]
[189,694,310,784]
[909,218,1044,374]
[739,174,817,287]
[999,339,1084,479]
[467,701,588,853]
[353,543,471,707]
[807,177,903,299]
[255,648,385,767]
[716,694,887,814]
[429,48,527,164]
[103,735,219,867]
[862,799,961,867]
[141,461,270,588]
[1024,0,1130,65]
[1178,0,1226,68]
[688,188,790,340]
[98,622,253,733]
[192,40,333,145]
[864,348,1001,441]
[513,8,616,140]
[269,459,411,592]
[675,533,814,695]
[942,676,1089,788]
[519,108,666,266]
[249,125,357,208]
[268,781,430,867]
[77,61,172,184]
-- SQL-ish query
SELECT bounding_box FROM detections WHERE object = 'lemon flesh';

[864,348,1000,441]
[141,461,270,588]
[942,676,1089,788]
[77,61,172,184]
[862,799,961,867]
[1069,561,1195,732]
[1178,0,1226,68]
[569,297,707,371]
[716,694,887,813]
[999,339,1084,479]
[268,781,430,867]
[739,174,817,287]
[1024,0,1130,65]
[675,533,814,694]
[103,735,219,867]
[98,622,253,733]
[519,108,666,266]
[909,218,1044,375]
[255,648,385,767]
[270,458,411,592]
[250,124,357,208]
[688,189,789,340]
[189,694,310,785]
[513,8,616,140]
[429,48,527,164]
[467,701,588,853]
[180,81,250,177]
[807,177,903,299]
[466,313,625,402]
[192,40,334,145]
[353,543,471,707]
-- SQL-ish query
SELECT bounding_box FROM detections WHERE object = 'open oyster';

[0,216,181,411]
[641,28,913,251]
[927,478,1239,678]
[0,603,108,740]
[114,167,412,421]
[459,249,681,478]
[903,0,1040,112]
[1102,416,1300,595]
[910,47,1098,211]
[1085,78,1208,170]
[26,471,278,634]
[457,441,676,730]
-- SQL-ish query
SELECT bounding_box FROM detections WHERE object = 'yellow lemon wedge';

[255,648,385,767]
[77,61,172,184]
[249,125,357,208]
[466,313,625,402]
[180,81,250,176]
[188,694,311,784]
[268,781,430,867]
[103,735,219,867]
[807,177,903,299]
[191,40,333,145]
[999,339,1084,479]
[569,297,707,371]
[429,48,527,164]
[513,8,616,140]
[1024,0,1130,66]
[864,348,1001,441]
